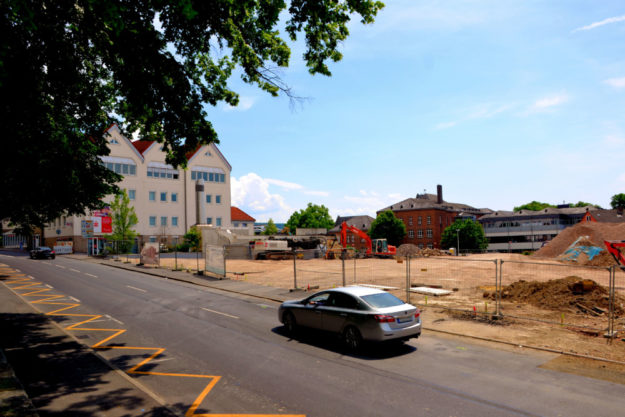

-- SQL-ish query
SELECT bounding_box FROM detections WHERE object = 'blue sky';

[207,1,625,222]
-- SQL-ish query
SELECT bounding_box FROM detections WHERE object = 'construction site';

[150,221,625,365]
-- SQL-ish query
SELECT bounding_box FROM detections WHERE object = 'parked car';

[278,286,421,350]
[30,246,55,259]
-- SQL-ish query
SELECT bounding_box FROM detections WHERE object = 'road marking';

[69,296,80,303]
[55,265,66,269]
[105,314,124,325]
[201,307,239,319]
[126,285,147,293]
[69,268,80,273]
[147,357,175,364]
[45,284,53,288]
[84,273,98,278]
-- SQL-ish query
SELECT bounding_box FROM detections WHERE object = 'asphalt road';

[1,252,624,417]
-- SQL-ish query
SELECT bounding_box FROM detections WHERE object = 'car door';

[296,292,330,329]
[321,293,360,333]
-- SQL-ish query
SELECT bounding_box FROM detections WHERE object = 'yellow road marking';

[2,274,305,417]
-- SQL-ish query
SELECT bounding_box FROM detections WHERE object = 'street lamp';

[455,229,460,256]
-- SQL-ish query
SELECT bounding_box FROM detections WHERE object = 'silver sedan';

[278,286,421,350]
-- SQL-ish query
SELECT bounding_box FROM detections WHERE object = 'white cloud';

[604,77,625,88]
[265,178,303,190]
[524,93,569,115]
[231,173,292,221]
[304,190,330,197]
[434,102,515,130]
[573,15,625,32]
[223,96,256,112]
[435,121,458,130]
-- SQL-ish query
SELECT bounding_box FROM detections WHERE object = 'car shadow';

[271,326,417,360]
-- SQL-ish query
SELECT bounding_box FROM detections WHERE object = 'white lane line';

[201,307,239,320]
[69,268,80,273]
[27,275,35,278]
[84,273,98,278]
[69,296,80,303]
[105,314,124,325]
[45,284,53,289]
[55,265,66,269]
[126,285,147,293]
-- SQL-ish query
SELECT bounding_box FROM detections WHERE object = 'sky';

[206,1,625,223]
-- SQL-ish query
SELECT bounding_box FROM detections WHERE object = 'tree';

[611,193,625,211]
[110,189,138,253]
[183,226,201,252]
[513,201,556,212]
[1,1,384,233]
[263,219,278,235]
[441,219,488,254]
[369,210,406,247]
[286,203,334,233]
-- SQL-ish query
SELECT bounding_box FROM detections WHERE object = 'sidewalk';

[68,254,302,303]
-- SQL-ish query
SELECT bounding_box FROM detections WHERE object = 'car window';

[307,292,330,305]
[361,292,404,308]
[328,293,359,309]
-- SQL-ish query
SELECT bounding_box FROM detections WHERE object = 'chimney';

[195,179,205,225]
[437,184,443,204]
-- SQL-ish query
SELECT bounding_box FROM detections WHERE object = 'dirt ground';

[155,253,625,366]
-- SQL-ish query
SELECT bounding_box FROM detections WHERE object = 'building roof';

[378,193,487,215]
[591,209,625,223]
[131,140,155,155]
[479,206,596,221]
[231,207,255,222]
[329,215,375,233]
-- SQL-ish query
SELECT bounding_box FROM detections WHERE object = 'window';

[149,191,156,201]
[149,216,156,226]
[427,216,431,225]
[417,229,423,238]
[191,170,226,183]
[233,221,239,227]
[206,217,212,224]
[104,161,136,176]
[216,195,222,204]
[408,216,413,226]
[216,217,222,226]
[418,216,422,225]
[426,229,433,238]
[110,138,119,144]
[128,189,136,200]
[418,243,424,249]
[147,167,179,179]
[206,194,211,203]
[171,193,178,202]
[408,230,414,238]
[160,192,167,202]
[427,243,433,249]
[149,236,157,243]
[161,216,167,226]
[242,222,247,227]
[172,217,178,227]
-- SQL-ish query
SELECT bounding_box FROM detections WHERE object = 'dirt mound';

[533,222,625,264]
[491,276,624,316]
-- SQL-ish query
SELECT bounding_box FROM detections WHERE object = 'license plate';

[397,317,411,323]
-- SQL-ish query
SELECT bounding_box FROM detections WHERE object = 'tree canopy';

[285,203,334,232]
[513,200,599,212]
[441,219,488,253]
[263,218,278,235]
[611,193,625,210]
[1,0,384,229]
[369,210,406,247]
[110,189,138,252]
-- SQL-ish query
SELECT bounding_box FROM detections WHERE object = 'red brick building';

[377,185,491,249]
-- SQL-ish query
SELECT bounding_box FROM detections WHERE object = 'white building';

[43,124,232,253]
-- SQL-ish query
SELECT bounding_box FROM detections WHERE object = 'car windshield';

[361,292,404,308]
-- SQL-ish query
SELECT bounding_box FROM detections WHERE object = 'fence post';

[223,245,227,279]
[341,249,346,287]
[405,256,411,304]
[496,259,502,317]
[292,248,298,290]
[606,265,616,339]
[353,257,357,284]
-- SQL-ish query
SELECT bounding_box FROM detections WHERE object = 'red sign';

[101,216,112,233]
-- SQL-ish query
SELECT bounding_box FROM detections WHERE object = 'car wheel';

[342,326,362,351]
[283,311,297,334]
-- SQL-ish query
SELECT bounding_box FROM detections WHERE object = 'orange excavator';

[604,240,625,270]
[340,221,397,258]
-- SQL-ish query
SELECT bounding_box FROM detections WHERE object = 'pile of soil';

[488,276,625,316]
[396,244,449,257]
[533,222,625,265]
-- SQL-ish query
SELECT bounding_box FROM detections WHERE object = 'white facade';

[43,124,232,251]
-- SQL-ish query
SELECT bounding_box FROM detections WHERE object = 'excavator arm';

[341,221,372,256]
[604,240,625,270]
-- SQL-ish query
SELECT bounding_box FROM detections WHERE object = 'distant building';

[478,206,598,252]
[329,215,375,252]
[231,207,256,236]
[378,185,491,249]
